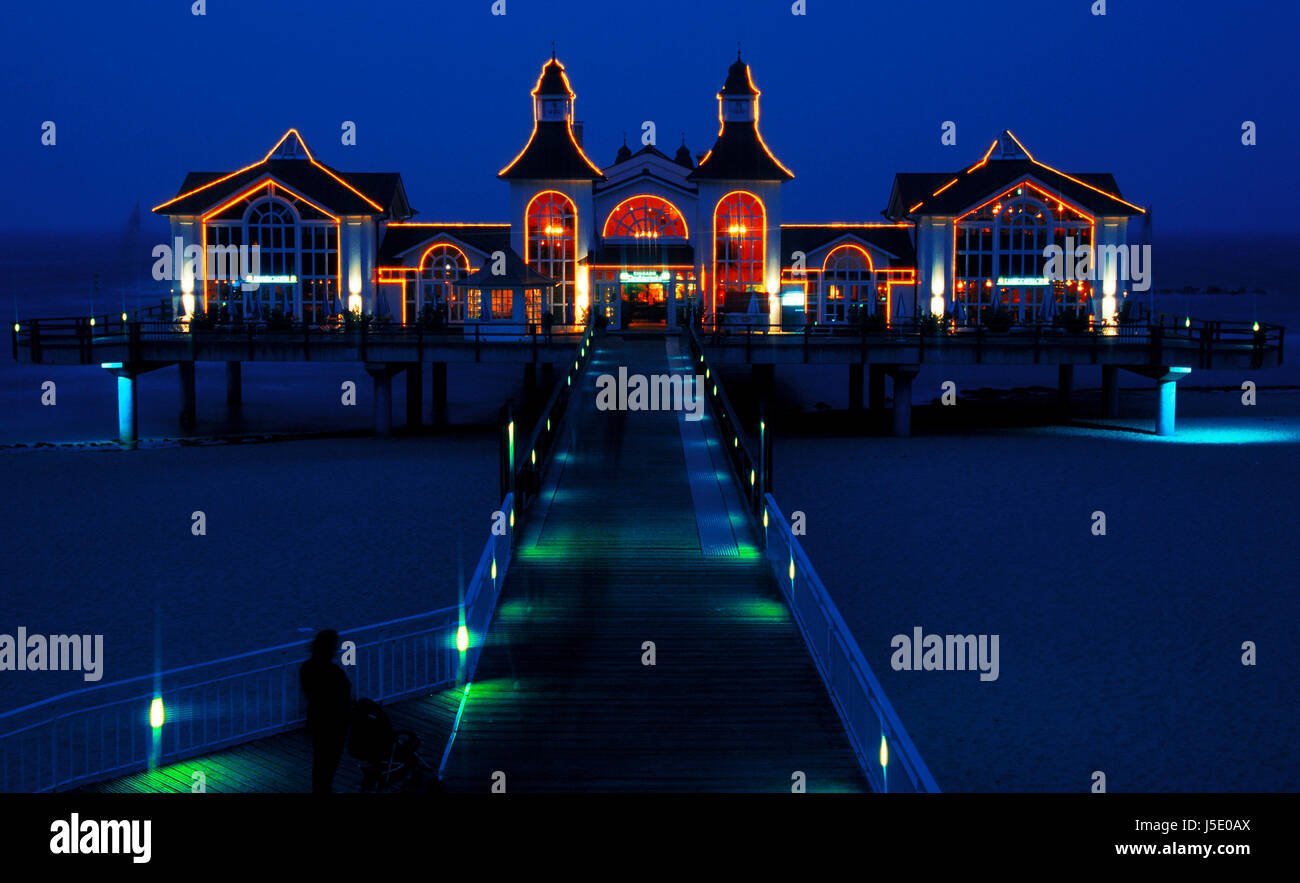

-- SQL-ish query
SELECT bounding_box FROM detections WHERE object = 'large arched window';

[602,195,688,239]
[822,246,874,324]
[245,199,297,318]
[955,186,1093,324]
[411,244,470,323]
[526,191,576,323]
[713,191,765,311]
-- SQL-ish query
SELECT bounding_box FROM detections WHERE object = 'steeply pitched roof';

[154,130,403,217]
[378,224,511,263]
[720,56,759,97]
[886,130,1144,219]
[779,225,915,267]
[689,121,794,181]
[499,121,606,180]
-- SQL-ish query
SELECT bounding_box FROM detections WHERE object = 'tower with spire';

[689,52,793,318]
[500,52,605,323]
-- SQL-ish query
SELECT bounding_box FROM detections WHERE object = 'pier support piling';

[225,360,242,418]
[1101,365,1119,418]
[117,372,138,449]
[848,363,863,412]
[178,361,196,432]
[888,366,920,438]
[430,361,448,427]
[523,362,538,409]
[405,363,423,429]
[366,363,399,438]
[1128,366,1191,436]
[1057,364,1074,414]
[868,364,887,412]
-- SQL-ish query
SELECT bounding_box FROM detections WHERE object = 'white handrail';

[763,494,940,793]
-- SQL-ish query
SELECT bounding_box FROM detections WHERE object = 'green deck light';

[788,557,795,582]
[150,697,164,729]
[491,557,497,580]
[547,418,551,431]
[567,376,571,387]
[509,508,515,528]
[1185,317,1191,328]
[456,625,469,653]
[89,317,96,327]
[121,312,128,322]
[705,367,710,379]
[733,436,738,447]
[749,469,755,485]
[880,733,888,768]
[1253,321,1260,332]
[713,384,718,396]
[12,323,18,333]
[530,448,536,465]
[763,509,768,528]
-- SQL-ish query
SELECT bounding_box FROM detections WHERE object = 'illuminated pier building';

[154,52,1144,332]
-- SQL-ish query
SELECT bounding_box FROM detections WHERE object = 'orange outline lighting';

[711,190,767,310]
[823,244,874,273]
[499,57,604,178]
[602,195,689,239]
[700,60,795,180]
[155,129,383,215]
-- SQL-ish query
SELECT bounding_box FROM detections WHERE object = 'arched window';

[713,192,765,311]
[526,191,576,324]
[603,196,688,239]
[411,244,470,322]
[822,246,873,324]
[955,187,1092,324]
[244,200,297,319]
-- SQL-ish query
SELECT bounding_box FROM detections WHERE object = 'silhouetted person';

[300,630,352,794]
[542,309,554,342]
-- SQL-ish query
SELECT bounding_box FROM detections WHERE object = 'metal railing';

[683,323,771,516]
[0,493,515,793]
[687,322,936,792]
[504,327,596,508]
[12,312,585,365]
[763,495,940,794]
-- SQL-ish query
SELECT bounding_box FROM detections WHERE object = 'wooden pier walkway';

[439,338,866,792]
[85,337,867,793]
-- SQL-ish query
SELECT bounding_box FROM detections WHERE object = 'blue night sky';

[2,0,1296,234]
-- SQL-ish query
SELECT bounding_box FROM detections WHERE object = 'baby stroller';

[347,698,431,792]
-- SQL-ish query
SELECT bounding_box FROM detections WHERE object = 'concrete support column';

[366,364,398,438]
[869,364,887,411]
[1057,364,1074,413]
[889,366,920,438]
[405,363,423,429]
[178,361,196,432]
[116,372,138,449]
[1101,365,1120,417]
[226,361,242,414]
[430,361,448,427]
[848,363,863,411]
[1131,366,1191,436]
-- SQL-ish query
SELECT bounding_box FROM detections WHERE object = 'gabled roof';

[886,130,1144,219]
[452,248,556,288]
[154,130,404,217]
[379,223,511,263]
[780,225,915,267]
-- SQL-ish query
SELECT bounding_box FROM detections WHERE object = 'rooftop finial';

[551,41,556,61]
[737,41,742,60]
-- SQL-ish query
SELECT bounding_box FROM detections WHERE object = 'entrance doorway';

[622,283,666,326]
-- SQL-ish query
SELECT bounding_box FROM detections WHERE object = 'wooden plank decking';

[441,338,867,792]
